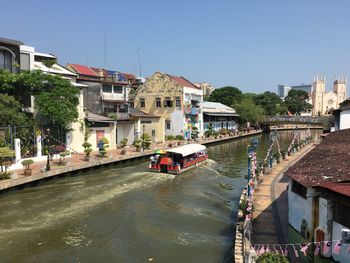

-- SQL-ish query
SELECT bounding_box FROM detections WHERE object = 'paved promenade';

[0,130,262,192]
[251,143,315,261]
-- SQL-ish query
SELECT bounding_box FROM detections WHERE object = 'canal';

[0,130,321,263]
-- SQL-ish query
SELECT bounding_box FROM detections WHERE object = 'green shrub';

[99,137,109,146]
[165,135,175,141]
[0,147,15,173]
[175,135,184,140]
[256,252,289,263]
[141,133,152,150]
[0,171,11,180]
[82,142,92,149]
[21,159,34,169]
[120,138,128,147]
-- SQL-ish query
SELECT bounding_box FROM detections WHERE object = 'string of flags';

[251,240,350,257]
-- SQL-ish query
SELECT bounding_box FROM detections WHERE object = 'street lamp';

[247,137,259,197]
[46,128,50,171]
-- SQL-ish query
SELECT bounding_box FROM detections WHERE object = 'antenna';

[136,48,142,77]
[104,33,107,69]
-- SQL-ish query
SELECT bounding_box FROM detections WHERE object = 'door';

[96,130,105,146]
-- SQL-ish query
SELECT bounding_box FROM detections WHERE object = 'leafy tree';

[0,94,28,126]
[254,91,282,116]
[0,70,80,129]
[284,89,312,115]
[208,86,242,107]
[235,97,264,124]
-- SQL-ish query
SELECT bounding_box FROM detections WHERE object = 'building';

[134,72,203,142]
[333,98,350,131]
[0,37,23,73]
[285,129,350,262]
[194,82,215,97]
[278,84,312,100]
[312,76,347,116]
[202,101,239,131]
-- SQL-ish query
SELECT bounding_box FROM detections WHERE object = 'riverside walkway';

[0,130,262,192]
[251,143,315,260]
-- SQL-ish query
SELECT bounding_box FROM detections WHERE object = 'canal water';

[0,130,321,263]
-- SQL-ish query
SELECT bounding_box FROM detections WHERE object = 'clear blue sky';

[2,0,350,94]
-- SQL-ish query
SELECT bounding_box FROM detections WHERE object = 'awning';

[166,143,206,157]
[204,112,239,117]
[85,111,115,123]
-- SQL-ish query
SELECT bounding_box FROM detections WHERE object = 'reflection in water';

[0,130,321,263]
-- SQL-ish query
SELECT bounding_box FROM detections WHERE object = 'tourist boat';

[149,143,208,174]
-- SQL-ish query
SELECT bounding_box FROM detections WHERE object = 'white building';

[202,101,239,131]
[285,129,350,262]
[278,84,312,100]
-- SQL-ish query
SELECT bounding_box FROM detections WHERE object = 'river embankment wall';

[0,130,263,193]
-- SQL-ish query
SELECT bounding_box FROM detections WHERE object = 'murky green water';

[0,130,321,263]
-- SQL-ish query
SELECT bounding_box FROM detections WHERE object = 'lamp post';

[247,137,259,197]
[46,128,50,171]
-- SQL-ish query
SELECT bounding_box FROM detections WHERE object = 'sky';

[2,0,350,94]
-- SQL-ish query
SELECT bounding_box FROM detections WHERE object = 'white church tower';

[312,76,326,116]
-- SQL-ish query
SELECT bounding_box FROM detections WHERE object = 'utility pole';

[136,48,142,77]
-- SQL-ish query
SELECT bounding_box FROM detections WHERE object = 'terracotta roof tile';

[166,74,199,89]
[70,64,97,77]
[285,129,350,187]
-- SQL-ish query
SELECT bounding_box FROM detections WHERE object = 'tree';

[0,94,28,126]
[0,70,80,129]
[208,86,243,107]
[235,97,264,124]
[254,91,282,116]
[284,89,312,115]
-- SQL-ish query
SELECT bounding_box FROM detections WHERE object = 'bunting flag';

[333,241,342,255]
[323,241,331,254]
[252,240,348,257]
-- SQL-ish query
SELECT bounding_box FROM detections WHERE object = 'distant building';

[333,98,350,131]
[278,84,312,100]
[134,72,203,142]
[312,76,347,116]
[285,129,350,263]
[194,82,215,97]
[202,102,239,132]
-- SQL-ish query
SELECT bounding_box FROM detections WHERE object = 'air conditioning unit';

[342,229,350,243]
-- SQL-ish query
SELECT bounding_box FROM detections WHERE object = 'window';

[0,49,13,72]
[140,98,145,108]
[102,84,112,93]
[291,180,307,199]
[166,121,171,130]
[114,86,123,94]
[152,129,155,138]
[164,97,173,107]
[20,53,30,71]
[156,98,161,108]
[175,97,181,109]
[118,104,128,113]
[334,202,350,228]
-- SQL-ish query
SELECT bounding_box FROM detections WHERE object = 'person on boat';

[150,155,155,164]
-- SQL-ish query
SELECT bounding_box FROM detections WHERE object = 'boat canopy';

[166,143,206,157]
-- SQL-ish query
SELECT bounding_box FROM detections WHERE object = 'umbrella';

[154,149,167,154]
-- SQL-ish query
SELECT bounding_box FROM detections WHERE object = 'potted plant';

[58,150,70,165]
[134,139,142,152]
[22,159,34,176]
[142,133,152,150]
[175,135,184,145]
[82,142,92,161]
[0,147,15,180]
[98,137,109,158]
[281,150,286,160]
[256,252,289,263]
[274,153,281,164]
[166,135,174,147]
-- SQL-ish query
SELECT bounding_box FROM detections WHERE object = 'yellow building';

[134,72,203,142]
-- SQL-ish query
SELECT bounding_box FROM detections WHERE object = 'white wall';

[116,123,134,145]
[332,222,350,263]
[165,110,184,136]
[340,109,350,130]
[288,178,313,235]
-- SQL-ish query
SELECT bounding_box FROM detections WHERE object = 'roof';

[0,37,23,46]
[34,62,77,77]
[166,74,199,89]
[285,129,350,187]
[85,111,115,123]
[69,64,97,77]
[34,52,56,59]
[129,107,159,118]
[316,183,350,198]
[202,101,239,116]
[166,143,206,157]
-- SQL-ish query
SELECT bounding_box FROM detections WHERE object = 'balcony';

[101,92,126,102]
[184,106,199,115]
